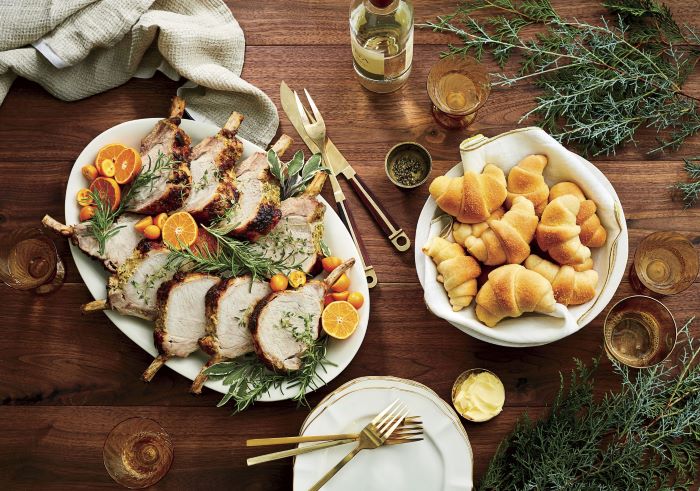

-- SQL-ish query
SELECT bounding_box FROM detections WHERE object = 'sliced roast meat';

[142,272,221,382]
[42,213,143,272]
[182,112,243,223]
[251,196,325,275]
[127,96,192,215]
[250,259,355,372]
[190,275,271,394]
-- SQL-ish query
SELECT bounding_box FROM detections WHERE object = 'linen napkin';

[0,0,278,147]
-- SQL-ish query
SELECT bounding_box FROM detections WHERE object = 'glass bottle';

[349,0,414,93]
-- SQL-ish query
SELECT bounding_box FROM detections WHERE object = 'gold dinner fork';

[309,399,410,491]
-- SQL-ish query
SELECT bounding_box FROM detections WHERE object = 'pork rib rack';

[250,258,355,372]
[142,272,221,382]
[212,135,292,241]
[182,112,244,223]
[41,213,143,272]
[127,96,192,215]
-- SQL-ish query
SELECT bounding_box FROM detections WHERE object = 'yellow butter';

[454,371,505,421]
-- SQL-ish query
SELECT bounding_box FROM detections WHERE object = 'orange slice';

[162,211,198,250]
[114,147,142,184]
[321,301,359,340]
[89,177,121,212]
[95,143,126,167]
[153,213,168,230]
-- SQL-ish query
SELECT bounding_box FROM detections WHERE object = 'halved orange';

[321,301,359,340]
[114,147,142,184]
[89,177,121,211]
[162,212,198,250]
[95,143,126,167]
[153,212,168,230]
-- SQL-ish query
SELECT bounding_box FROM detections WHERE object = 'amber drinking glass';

[0,227,64,294]
[630,231,698,296]
[604,295,677,368]
[427,56,491,129]
[103,417,174,489]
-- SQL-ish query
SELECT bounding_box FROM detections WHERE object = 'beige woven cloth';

[0,0,278,147]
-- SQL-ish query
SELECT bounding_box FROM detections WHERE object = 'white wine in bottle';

[349,0,414,93]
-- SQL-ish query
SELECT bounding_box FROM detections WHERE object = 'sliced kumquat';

[322,256,342,272]
[134,216,153,234]
[114,147,142,185]
[288,270,307,288]
[97,158,116,178]
[79,206,96,222]
[95,143,126,167]
[89,177,121,211]
[162,211,198,250]
[347,291,365,309]
[76,188,94,206]
[81,164,99,182]
[331,291,350,302]
[143,225,161,240]
[322,301,359,340]
[153,213,168,230]
[330,273,350,293]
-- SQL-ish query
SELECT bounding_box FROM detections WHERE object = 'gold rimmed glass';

[630,231,698,296]
[0,227,65,294]
[103,417,174,489]
[604,295,677,368]
[427,55,491,129]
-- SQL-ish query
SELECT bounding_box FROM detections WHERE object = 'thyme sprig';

[203,337,335,413]
[673,155,700,207]
[424,0,700,156]
[165,225,301,280]
[480,317,700,490]
[86,151,178,254]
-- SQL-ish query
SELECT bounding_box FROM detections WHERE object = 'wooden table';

[1,1,698,489]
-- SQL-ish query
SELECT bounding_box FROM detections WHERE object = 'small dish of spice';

[385,142,432,189]
[451,368,505,422]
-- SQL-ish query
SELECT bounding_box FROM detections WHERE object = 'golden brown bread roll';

[548,182,607,248]
[452,208,504,248]
[524,254,598,305]
[429,164,507,224]
[422,237,481,311]
[462,196,538,265]
[536,195,592,266]
[505,155,549,215]
[475,264,556,327]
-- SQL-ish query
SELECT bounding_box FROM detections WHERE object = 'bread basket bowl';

[415,127,628,347]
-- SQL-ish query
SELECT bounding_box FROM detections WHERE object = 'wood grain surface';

[1,1,699,489]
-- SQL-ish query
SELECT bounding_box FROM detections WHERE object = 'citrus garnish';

[114,147,142,184]
[321,301,359,340]
[95,143,126,167]
[162,211,198,250]
[89,177,121,211]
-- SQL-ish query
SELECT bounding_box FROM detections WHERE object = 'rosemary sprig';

[86,151,178,253]
[424,0,700,156]
[480,317,699,490]
[673,155,700,207]
[204,337,334,413]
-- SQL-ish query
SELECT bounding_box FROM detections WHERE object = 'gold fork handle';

[309,446,363,491]
[247,433,358,446]
[247,439,354,466]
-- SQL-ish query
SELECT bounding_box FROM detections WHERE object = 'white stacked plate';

[293,376,473,491]
[415,128,628,347]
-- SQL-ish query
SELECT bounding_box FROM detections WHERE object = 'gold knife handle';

[336,199,378,289]
[347,174,411,252]
[247,433,357,446]
[247,439,354,466]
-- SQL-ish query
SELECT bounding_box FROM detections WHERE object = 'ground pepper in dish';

[390,153,426,186]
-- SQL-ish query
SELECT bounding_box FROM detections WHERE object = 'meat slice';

[182,112,244,223]
[142,272,221,382]
[127,96,192,215]
[250,259,355,372]
[212,135,293,241]
[42,213,143,272]
[250,196,325,275]
[190,275,271,394]
[81,240,178,321]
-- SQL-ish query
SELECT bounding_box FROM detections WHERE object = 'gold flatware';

[309,399,409,491]
[280,81,411,255]
[290,87,378,289]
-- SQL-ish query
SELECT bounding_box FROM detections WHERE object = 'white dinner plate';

[293,376,473,491]
[64,118,369,400]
